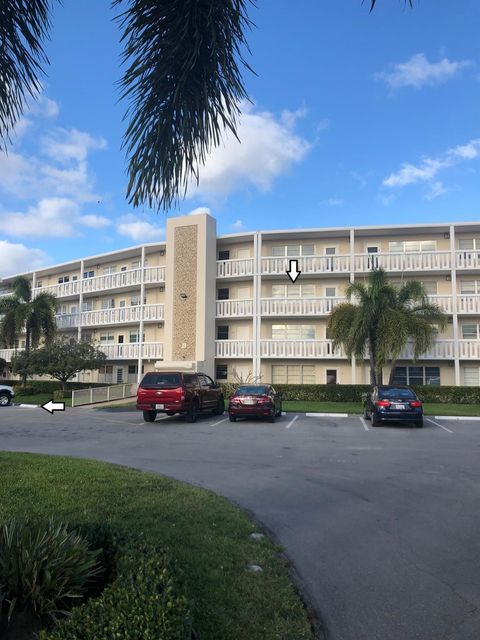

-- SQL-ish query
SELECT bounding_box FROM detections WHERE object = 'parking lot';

[1,406,479,640]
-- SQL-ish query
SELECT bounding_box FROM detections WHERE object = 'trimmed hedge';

[220,382,480,404]
[39,525,193,640]
[3,381,112,398]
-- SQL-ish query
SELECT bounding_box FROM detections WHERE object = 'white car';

[0,385,14,406]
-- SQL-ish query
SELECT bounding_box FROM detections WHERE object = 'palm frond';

[114,0,255,211]
[12,276,32,303]
[0,0,56,148]
[369,0,413,11]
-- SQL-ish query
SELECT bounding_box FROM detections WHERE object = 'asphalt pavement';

[0,405,479,640]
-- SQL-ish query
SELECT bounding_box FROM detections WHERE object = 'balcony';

[262,255,350,276]
[0,348,16,362]
[260,297,344,317]
[216,299,253,318]
[55,304,164,329]
[260,339,346,359]
[457,295,480,314]
[216,259,254,278]
[215,340,253,358]
[455,250,480,270]
[355,252,451,273]
[94,342,164,360]
[32,267,165,299]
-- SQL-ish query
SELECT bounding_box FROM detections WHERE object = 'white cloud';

[376,53,472,90]
[0,198,111,238]
[117,215,165,241]
[320,198,343,206]
[231,219,245,231]
[0,241,50,277]
[382,138,480,198]
[41,128,107,164]
[186,206,211,216]
[186,101,311,199]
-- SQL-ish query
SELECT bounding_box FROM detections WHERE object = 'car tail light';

[230,397,241,405]
[375,400,390,408]
[410,400,422,408]
[257,396,270,404]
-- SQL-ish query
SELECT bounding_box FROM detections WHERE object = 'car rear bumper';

[136,401,188,413]
[229,404,274,417]
[375,411,423,422]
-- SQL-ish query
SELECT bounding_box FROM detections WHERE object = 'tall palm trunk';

[368,334,377,386]
[22,325,31,387]
[388,359,398,385]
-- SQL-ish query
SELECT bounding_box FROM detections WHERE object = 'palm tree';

[327,268,447,386]
[0,276,57,386]
[0,1,412,211]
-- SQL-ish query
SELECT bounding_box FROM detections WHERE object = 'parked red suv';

[136,371,224,423]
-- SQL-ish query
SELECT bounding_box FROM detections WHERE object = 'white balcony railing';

[458,340,480,359]
[32,267,165,299]
[216,299,253,318]
[455,250,480,270]
[428,295,453,314]
[457,295,480,314]
[98,342,164,360]
[0,348,17,362]
[260,297,344,316]
[216,259,254,278]
[260,339,346,359]
[262,255,350,276]
[215,340,253,358]
[354,251,451,272]
[55,304,164,329]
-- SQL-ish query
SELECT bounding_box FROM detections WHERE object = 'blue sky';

[1,0,479,276]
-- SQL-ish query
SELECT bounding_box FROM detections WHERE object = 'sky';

[1,0,479,276]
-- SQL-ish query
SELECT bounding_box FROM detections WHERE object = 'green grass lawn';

[282,400,480,416]
[13,393,72,407]
[0,452,313,640]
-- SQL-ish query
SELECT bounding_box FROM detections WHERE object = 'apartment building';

[1,213,480,387]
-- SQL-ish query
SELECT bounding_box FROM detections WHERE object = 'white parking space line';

[210,417,228,427]
[426,418,454,434]
[286,415,298,429]
[359,417,370,431]
[306,412,349,418]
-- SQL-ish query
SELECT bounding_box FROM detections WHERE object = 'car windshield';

[140,373,181,388]
[236,385,269,396]
[379,388,416,400]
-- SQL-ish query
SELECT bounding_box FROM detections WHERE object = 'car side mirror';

[211,382,220,389]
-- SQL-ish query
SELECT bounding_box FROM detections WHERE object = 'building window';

[58,276,70,284]
[131,295,147,306]
[272,244,315,257]
[325,287,336,297]
[326,369,337,384]
[460,280,480,294]
[462,324,479,339]
[100,333,115,344]
[82,301,93,312]
[420,281,438,295]
[216,364,228,380]
[83,270,95,279]
[131,260,141,269]
[129,332,145,343]
[392,366,440,386]
[464,367,479,386]
[218,288,230,300]
[218,250,230,260]
[72,275,78,281]
[36,281,43,288]
[101,298,115,309]
[271,324,315,340]
[217,326,229,340]
[128,365,137,374]
[103,266,117,275]
[271,284,315,298]
[389,240,437,253]
[81,332,92,343]
[272,365,315,384]
[99,365,113,374]
[458,238,480,251]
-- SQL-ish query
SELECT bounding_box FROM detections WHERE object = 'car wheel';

[186,401,198,423]
[166,411,175,416]
[0,393,11,406]
[275,403,282,417]
[229,415,236,422]
[415,418,424,428]
[363,409,371,420]
[213,396,224,415]
[268,409,275,423]
[371,412,381,427]
[143,410,156,423]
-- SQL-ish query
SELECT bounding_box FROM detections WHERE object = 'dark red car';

[228,385,282,422]
[137,371,224,423]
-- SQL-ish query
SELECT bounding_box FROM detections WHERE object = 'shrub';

[0,518,102,623]
[53,390,65,402]
[39,528,193,640]
[219,383,480,404]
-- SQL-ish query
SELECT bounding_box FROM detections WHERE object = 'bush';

[39,527,193,640]
[0,518,102,623]
[219,383,480,404]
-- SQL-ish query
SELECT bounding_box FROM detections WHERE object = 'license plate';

[392,404,405,410]
[243,398,255,405]
[155,403,165,410]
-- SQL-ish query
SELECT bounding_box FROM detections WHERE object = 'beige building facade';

[1,213,480,387]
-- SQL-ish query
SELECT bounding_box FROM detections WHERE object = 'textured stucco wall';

[172,225,197,360]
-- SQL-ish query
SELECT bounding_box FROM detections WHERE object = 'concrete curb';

[14,403,40,408]
[434,415,480,421]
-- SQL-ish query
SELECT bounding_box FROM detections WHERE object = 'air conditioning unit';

[159,249,166,256]
[159,285,165,292]
[157,322,164,328]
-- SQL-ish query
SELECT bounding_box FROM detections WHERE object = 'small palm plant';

[327,268,447,385]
